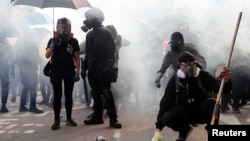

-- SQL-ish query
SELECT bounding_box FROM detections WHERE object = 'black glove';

[49,38,59,48]
[73,72,80,82]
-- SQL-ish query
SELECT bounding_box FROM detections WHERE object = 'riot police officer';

[81,8,122,129]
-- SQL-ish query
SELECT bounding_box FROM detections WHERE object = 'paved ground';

[0,96,249,141]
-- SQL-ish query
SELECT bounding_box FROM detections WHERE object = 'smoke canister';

[96,135,106,141]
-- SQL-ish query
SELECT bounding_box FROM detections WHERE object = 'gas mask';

[81,20,91,32]
[182,65,195,78]
[56,17,71,41]
[81,8,105,33]
[58,29,69,41]
[180,61,197,78]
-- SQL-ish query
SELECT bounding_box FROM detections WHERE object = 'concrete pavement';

[0,97,249,141]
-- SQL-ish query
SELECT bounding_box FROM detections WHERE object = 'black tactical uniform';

[81,8,122,129]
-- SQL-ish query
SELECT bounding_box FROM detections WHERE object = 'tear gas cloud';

[87,0,250,112]
[1,0,250,117]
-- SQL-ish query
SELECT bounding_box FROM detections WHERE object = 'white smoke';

[2,0,250,119]
[86,0,250,112]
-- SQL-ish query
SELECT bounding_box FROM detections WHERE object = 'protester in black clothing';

[155,32,206,88]
[45,17,80,130]
[151,51,232,141]
[0,36,15,113]
[15,28,44,114]
[81,8,122,129]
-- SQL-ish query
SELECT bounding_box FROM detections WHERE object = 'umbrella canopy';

[12,0,92,35]
[15,11,53,28]
[12,0,92,9]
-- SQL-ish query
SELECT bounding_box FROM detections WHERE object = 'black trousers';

[50,71,74,120]
[87,71,118,121]
[162,99,219,131]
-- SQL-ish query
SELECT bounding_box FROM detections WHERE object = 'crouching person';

[151,51,232,141]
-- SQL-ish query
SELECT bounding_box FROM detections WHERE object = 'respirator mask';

[81,19,91,32]
[56,17,71,41]
[181,61,197,78]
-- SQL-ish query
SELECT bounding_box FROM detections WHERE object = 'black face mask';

[84,20,92,28]
[171,43,183,53]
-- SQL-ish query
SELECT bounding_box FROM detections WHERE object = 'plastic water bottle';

[95,135,106,141]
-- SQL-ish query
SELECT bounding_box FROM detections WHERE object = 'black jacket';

[158,43,206,74]
[155,69,232,130]
[83,25,116,80]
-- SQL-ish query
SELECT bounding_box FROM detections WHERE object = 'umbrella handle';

[53,7,55,37]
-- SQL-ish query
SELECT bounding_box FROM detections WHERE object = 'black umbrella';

[12,0,92,32]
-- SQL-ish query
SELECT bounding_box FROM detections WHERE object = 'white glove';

[151,131,164,141]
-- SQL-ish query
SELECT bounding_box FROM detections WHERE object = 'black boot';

[110,119,122,129]
[0,104,9,113]
[84,116,104,125]
[176,125,193,141]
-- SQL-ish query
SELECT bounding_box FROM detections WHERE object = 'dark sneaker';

[66,118,77,127]
[232,108,241,113]
[51,120,60,130]
[110,120,122,129]
[0,105,9,113]
[29,108,44,114]
[84,117,104,125]
[176,125,193,141]
[19,106,29,112]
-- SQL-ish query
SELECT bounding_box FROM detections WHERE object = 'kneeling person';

[151,51,232,141]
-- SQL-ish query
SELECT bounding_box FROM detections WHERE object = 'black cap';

[178,51,195,63]
[169,32,184,44]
